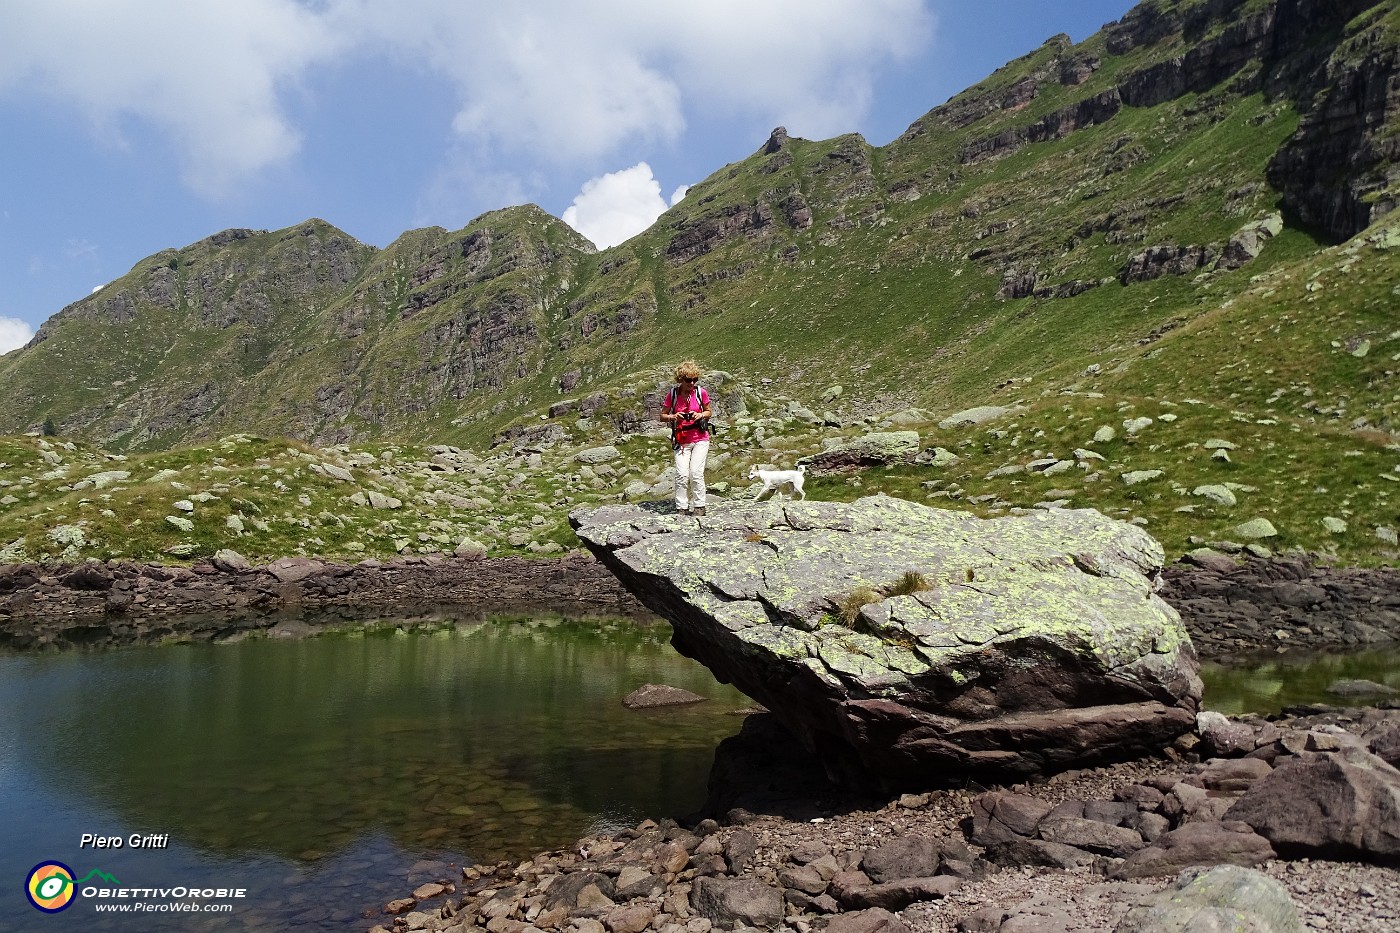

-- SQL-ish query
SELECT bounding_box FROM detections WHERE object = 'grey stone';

[622,684,708,709]
[1192,485,1237,507]
[544,873,615,911]
[1037,816,1145,857]
[1195,710,1256,757]
[800,432,921,472]
[1229,519,1277,539]
[690,877,782,930]
[212,549,251,572]
[1225,747,1400,861]
[1123,417,1154,435]
[1327,678,1398,697]
[571,497,1201,787]
[938,406,1022,429]
[320,463,355,482]
[861,836,952,882]
[1112,822,1276,879]
[265,556,325,583]
[577,445,622,464]
[84,470,131,489]
[367,491,403,509]
[1114,864,1302,933]
[453,538,487,559]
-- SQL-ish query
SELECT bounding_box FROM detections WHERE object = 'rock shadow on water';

[687,712,891,825]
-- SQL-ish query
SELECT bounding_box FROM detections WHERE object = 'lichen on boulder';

[570,495,1201,790]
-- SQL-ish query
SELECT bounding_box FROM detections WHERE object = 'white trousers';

[673,440,709,510]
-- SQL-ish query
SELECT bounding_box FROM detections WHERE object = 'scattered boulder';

[1218,213,1284,271]
[1123,417,1154,435]
[571,496,1201,789]
[211,549,251,572]
[1112,821,1276,879]
[1225,748,1400,862]
[577,445,621,464]
[621,683,709,709]
[799,432,921,473]
[1229,519,1277,540]
[1115,864,1303,933]
[938,406,1022,429]
[691,876,783,930]
[265,556,325,584]
[1192,485,1237,507]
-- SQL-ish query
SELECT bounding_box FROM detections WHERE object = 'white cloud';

[0,1,932,198]
[338,0,932,161]
[563,163,677,249]
[0,317,35,355]
[670,185,689,206]
[0,0,339,197]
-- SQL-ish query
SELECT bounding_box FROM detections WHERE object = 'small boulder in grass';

[622,683,708,709]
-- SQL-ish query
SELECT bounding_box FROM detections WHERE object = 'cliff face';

[0,0,1396,451]
[1268,4,1400,239]
[0,209,594,449]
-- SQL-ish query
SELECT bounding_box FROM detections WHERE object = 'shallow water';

[3,612,1397,932]
[1199,646,1400,716]
[0,614,751,932]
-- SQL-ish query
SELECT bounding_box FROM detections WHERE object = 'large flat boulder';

[570,496,1201,789]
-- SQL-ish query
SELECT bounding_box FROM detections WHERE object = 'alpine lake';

[3,610,1398,932]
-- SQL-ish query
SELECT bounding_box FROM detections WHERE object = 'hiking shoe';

[694,507,707,516]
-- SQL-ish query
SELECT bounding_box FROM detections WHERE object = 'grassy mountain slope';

[2,0,1393,451]
[0,213,1393,569]
[0,0,1396,567]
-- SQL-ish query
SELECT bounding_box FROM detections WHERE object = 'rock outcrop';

[0,553,645,649]
[570,496,1202,789]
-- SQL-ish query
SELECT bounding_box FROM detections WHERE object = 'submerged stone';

[622,684,709,709]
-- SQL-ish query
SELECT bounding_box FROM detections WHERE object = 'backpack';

[666,384,717,447]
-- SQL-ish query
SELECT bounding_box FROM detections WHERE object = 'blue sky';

[0,0,1139,354]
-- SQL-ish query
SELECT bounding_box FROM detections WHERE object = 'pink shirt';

[663,385,710,446]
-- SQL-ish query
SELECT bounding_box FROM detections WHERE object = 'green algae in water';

[1200,648,1400,716]
[0,615,752,868]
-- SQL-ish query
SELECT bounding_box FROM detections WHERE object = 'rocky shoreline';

[4,550,1400,931]
[367,704,1400,933]
[350,550,1400,933]
[3,549,1399,657]
[0,551,647,649]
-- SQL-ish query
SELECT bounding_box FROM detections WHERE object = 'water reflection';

[1200,647,1400,716]
[0,614,751,932]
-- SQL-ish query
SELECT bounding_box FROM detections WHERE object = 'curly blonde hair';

[674,360,702,382]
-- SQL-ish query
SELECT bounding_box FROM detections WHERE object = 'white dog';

[749,464,807,500]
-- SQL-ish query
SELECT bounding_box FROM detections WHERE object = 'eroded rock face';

[569,496,1201,789]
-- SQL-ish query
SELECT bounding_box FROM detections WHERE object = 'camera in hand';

[676,411,710,432]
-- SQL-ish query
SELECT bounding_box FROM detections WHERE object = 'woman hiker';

[660,361,713,516]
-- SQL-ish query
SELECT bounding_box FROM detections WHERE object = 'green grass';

[0,0,1395,573]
